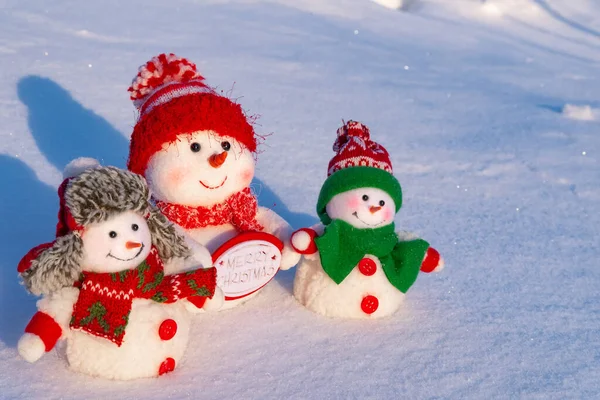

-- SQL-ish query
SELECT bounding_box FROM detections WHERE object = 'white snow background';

[1,0,599,398]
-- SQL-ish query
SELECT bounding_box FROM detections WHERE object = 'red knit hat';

[327,120,393,176]
[127,53,258,176]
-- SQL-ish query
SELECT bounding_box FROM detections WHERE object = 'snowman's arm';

[396,231,444,273]
[290,223,325,255]
[421,247,444,273]
[256,207,300,270]
[18,287,79,363]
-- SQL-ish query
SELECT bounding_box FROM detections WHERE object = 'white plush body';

[294,251,406,319]
[146,130,300,309]
[293,225,417,319]
[31,288,191,380]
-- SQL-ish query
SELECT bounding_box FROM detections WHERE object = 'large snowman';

[17,164,221,380]
[127,53,300,309]
[291,121,444,319]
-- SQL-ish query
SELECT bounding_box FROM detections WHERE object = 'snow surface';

[562,104,598,121]
[1,0,600,398]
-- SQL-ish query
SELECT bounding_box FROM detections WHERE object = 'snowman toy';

[17,162,222,380]
[291,121,444,319]
[127,53,300,309]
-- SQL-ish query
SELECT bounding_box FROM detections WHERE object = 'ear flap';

[20,233,83,296]
[147,206,191,261]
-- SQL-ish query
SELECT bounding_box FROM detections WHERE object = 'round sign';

[211,232,284,300]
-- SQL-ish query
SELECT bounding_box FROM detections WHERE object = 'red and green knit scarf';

[70,247,216,346]
[155,187,263,232]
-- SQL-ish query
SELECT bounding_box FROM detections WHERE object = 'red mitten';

[420,247,444,273]
[290,229,318,254]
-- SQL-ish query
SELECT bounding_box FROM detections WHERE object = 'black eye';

[109,231,117,238]
[379,200,385,206]
[131,224,139,231]
[190,142,201,153]
[221,141,231,151]
[362,195,369,201]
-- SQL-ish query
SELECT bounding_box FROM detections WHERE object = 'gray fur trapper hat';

[19,159,191,296]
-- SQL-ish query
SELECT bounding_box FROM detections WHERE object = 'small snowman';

[17,163,221,380]
[291,121,444,319]
[127,53,300,308]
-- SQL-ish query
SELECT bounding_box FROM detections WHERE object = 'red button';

[361,295,379,315]
[158,319,177,341]
[358,258,377,276]
[158,357,176,376]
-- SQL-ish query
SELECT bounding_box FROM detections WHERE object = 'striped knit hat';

[317,121,402,224]
[127,53,258,176]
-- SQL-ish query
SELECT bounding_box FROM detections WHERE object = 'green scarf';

[314,219,429,293]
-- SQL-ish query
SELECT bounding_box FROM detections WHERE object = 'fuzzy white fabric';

[291,230,312,252]
[17,333,45,363]
[62,157,100,179]
[81,211,152,273]
[202,287,224,311]
[325,188,396,229]
[146,131,256,208]
[67,299,190,380]
[24,287,194,380]
[293,252,405,319]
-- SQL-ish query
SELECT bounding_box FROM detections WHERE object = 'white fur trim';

[62,157,100,179]
[433,256,445,272]
[291,230,311,252]
[18,333,46,363]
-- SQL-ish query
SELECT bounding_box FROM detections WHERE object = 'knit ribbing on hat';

[127,93,257,176]
[328,121,392,176]
[316,166,402,225]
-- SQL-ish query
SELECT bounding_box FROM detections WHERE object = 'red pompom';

[333,120,371,152]
[128,53,204,108]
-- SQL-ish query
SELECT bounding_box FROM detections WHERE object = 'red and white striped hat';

[327,120,393,176]
[127,53,258,176]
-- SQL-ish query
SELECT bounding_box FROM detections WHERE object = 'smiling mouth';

[107,244,145,261]
[352,212,383,227]
[199,176,227,189]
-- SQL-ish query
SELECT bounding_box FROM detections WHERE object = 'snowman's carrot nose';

[126,241,142,249]
[369,206,382,214]
[209,151,228,168]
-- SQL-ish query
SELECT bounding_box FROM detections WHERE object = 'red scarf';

[70,247,216,346]
[155,187,263,232]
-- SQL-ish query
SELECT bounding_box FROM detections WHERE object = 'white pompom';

[18,333,46,363]
[433,257,445,273]
[291,230,311,252]
[63,157,100,179]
